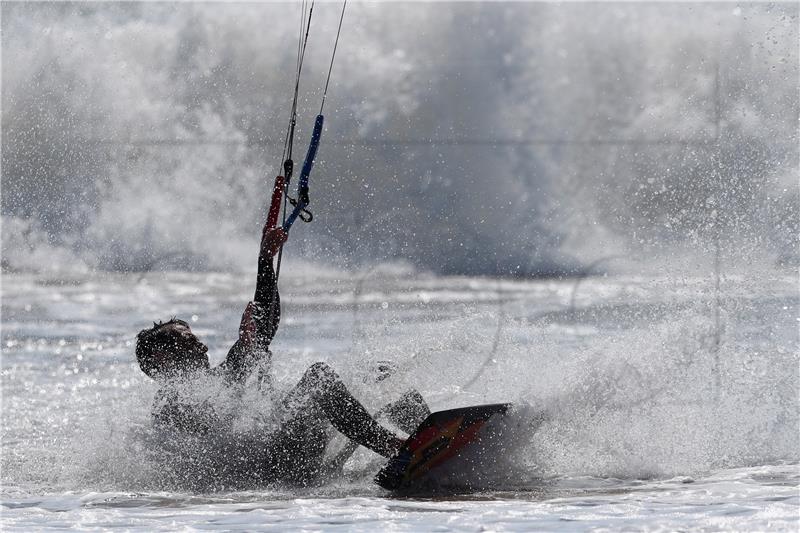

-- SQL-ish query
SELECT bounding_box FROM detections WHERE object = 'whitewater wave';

[2,2,797,275]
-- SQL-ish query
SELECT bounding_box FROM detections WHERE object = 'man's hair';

[136,317,190,378]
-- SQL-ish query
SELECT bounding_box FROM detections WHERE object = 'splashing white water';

[2,2,797,275]
[4,268,794,496]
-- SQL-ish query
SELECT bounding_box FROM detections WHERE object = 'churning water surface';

[2,267,797,531]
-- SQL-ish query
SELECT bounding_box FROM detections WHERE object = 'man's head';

[136,318,210,379]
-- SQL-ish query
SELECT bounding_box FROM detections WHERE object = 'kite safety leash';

[263,0,347,305]
[266,0,314,234]
[280,0,347,234]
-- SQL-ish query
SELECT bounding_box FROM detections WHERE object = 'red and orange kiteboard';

[375,403,511,491]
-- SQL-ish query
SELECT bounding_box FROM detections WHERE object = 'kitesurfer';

[135,225,429,487]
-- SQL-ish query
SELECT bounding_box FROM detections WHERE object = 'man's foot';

[382,390,431,434]
[366,360,398,384]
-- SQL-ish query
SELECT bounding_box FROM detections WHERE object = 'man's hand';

[261,226,288,257]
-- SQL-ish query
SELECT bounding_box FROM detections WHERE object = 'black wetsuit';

[150,242,426,487]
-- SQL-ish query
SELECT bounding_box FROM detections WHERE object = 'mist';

[2,1,798,276]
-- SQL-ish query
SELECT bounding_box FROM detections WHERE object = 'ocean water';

[2,267,798,531]
[3,1,798,529]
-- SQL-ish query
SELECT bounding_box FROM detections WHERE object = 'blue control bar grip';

[299,114,324,190]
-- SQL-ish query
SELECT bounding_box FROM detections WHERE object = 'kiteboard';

[375,403,511,491]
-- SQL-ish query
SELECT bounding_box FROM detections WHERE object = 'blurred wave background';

[2,1,797,276]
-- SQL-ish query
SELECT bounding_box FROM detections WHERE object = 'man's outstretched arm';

[221,227,287,383]
[251,226,287,343]
[254,227,287,310]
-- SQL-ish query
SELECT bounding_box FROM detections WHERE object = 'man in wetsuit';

[135,224,429,486]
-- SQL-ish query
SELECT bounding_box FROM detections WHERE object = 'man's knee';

[305,361,337,383]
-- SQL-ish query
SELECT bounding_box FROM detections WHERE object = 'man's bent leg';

[284,362,401,458]
[263,409,328,485]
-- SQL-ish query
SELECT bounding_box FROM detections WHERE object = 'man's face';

[156,322,210,377]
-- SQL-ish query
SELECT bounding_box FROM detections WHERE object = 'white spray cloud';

[2,2,797,274]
